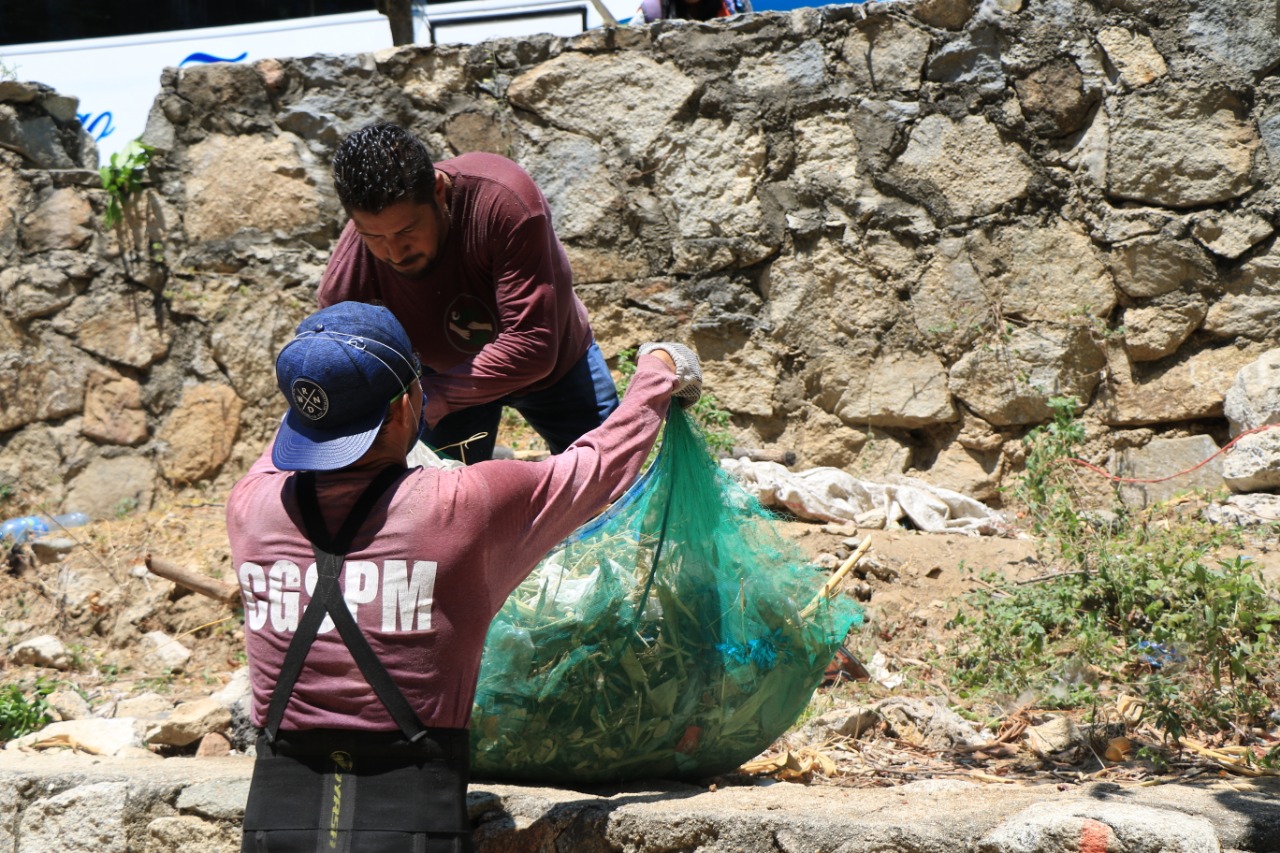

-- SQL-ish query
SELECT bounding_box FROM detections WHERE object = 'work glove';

[638,342,703,408]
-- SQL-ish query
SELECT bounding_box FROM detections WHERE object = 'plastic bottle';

[50,512,91,530]
[0,512,91,544]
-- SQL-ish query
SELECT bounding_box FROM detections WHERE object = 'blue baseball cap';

[272,301,422,472]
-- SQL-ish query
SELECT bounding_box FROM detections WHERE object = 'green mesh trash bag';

[469,407,863,783]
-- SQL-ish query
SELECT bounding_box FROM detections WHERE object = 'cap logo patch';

[291,378,329,421]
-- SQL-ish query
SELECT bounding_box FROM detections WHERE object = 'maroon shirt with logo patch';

[318,152,594,427]
[227,358,677,732]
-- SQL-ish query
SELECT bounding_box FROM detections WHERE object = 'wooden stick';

[730,447,798,466]
[802,536,873,618]
[144,554,240,605]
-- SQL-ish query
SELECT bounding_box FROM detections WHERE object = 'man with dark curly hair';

[317,122,619,464]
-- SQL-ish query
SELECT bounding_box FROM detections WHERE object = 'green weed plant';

[0,679,54,742]
[947,397,1280,744]
[99,140,153,229]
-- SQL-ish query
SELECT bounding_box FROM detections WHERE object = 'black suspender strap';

[265,465,429,744]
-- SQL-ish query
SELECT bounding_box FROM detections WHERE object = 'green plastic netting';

[469,407,863,783]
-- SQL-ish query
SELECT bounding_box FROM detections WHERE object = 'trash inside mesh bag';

[470,408,864,783]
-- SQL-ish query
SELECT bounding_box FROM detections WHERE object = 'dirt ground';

[0,499,1041,703]
[2,501,1047,703]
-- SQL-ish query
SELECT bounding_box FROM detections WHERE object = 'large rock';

[0,106,77,169]
[156,384,243,485]
[1204,493,1280,527]
[182,133,328,243]
[10,634,70,669]
[910,239,990,356]
[506,52,697,156]
[1185,0,1280,79]
[1222,430,1280,493]
[1119,292,1207,362]
[791,111,864,205]
[657,116,775,273]
[1013,58,1096,138]
[886,114,1034,223]
[140,630,192,673]
[177,778,253,821]
[6,721,147,759]
[521,126,625,247]
[840,17,932,94]
[850,427,914,480]
[0,263,82,323]
[1114,435,1225,508]
[735,40,831,100]
[699,340,782,419]
[146,699,233,748]
[1095,345,1259,426]
[21,188,93,253]
[766,241,905,355]
[1224,349,1280,435]
[0,423,68,507]
[0,326,91,433]
[82,369,148,446]
[829,351,957,429]
[926,29,1005,96]
[1204,248,1280,342]
[968,219,1115,323]
[17,781,133,851]
[390,46,472,110]
[1105,234,1214,300]
[908,0,975,29]
[1192,211,1274,260]
[921,443,1003,504]
[210,292,313,410]
[1095,26,1167,88]
[64,456,159,518]
[948,326,1107,426]
[174,62,273,126]
[1106,86,1258,208]
[51,286,171,369]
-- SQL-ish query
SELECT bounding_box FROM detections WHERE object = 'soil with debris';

[3,491,1279,787]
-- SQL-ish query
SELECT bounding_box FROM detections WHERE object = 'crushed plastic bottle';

[0,512,91,544]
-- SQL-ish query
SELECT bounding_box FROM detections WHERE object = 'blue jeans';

[424,342,620,464]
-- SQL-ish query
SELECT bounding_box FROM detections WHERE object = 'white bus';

[0,0,638,161]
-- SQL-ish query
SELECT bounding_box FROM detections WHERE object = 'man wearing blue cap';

[227,300,701,852]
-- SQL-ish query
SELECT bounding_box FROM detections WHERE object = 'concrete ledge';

[2,751,1278,852]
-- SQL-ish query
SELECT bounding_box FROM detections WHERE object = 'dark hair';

[332,123,436,214]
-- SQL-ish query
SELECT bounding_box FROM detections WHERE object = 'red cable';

[1064,423,1280,485]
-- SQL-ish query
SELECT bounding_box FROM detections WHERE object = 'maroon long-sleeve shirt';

[227,356,676,732]
[317,152,594,428]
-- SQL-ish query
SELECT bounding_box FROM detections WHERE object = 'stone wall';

[4,0,1280,517]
